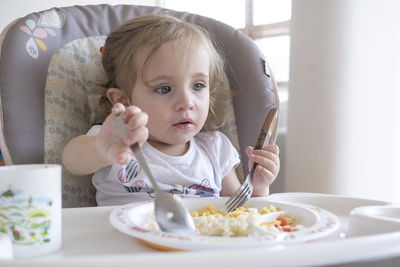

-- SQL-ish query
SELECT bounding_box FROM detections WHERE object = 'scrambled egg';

[191,205,297,237]
[147,204,298,237]
[191,204,279,218]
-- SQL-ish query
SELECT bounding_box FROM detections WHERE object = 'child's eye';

[193,82,206,91]
[156,85,171,94]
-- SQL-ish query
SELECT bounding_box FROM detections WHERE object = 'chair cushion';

[44,36,107,207]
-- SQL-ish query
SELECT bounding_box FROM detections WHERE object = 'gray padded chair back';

[0,5,279,207]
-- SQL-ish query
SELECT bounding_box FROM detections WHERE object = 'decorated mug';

[0,164,62,258]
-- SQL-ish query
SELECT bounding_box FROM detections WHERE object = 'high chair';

[0,5,279,207]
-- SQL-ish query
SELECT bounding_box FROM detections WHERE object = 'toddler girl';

[62,14,280,206]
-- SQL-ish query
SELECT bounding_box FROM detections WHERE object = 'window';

[163,0,291,102]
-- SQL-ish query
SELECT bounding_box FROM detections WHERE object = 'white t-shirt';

[87,125,240,206]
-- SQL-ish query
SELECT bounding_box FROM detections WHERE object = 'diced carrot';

[283,227,295,232]
[277,216,287,226]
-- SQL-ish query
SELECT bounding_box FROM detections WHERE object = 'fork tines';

[225,180,254,212]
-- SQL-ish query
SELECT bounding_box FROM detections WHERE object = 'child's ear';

[106,88,131,106]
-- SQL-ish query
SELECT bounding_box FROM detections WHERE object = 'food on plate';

[191,204,299,237]
[147,204,300,237]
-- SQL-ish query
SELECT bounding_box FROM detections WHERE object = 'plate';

[109,197,340,251]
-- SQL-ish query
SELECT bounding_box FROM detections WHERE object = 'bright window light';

[255,35,290,82]
[254,0,291,25]
[164,0,245,29]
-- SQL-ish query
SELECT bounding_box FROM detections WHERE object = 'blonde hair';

[101,14,232,130]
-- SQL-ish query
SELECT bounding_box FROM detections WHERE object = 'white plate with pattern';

[109,197,339,251]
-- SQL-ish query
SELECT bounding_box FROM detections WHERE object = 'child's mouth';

[173,120,194,129]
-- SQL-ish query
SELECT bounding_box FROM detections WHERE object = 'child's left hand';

[245,144,280,196]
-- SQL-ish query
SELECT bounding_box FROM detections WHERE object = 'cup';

[0,164,62,258]
[0,232,13,259]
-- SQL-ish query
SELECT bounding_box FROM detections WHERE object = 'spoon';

[114,115,196,235]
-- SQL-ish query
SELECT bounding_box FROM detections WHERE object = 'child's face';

[131,40,211,148]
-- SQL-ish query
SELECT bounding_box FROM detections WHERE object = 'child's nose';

[175,90,194,111]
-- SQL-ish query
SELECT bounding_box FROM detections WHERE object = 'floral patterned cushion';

[44,36,108,207]
[44,36,241,208]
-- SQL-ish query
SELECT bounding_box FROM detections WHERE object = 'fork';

[225,108,278,212]
[114,115,196,235]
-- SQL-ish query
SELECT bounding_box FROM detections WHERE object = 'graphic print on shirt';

[123,180,154,195]
[169,179,217,197]
[118,159,141,183]
[118,159,154,195]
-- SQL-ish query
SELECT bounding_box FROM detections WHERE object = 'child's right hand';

[96,103,149,165]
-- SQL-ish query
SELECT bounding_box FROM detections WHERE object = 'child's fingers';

[246,144,279,155]
[246,145,279,160]
[247,145,280,176]
[245,146,255,169]
[256,164,273,175]
[118,105,148,131]
[116,151,131,165]
[255,165,275,182]
[123,105,142,117]
[112,144,134,165]
[122,126,149,146]
[261,144,279,155]
[245,146,254,155]
[111,103,126,115]
[250,153,280,176]
[247,145,280,192]
[254,165,276,188]
[125,111,148,131]
[112,104,143,119]
[251,149,279,161]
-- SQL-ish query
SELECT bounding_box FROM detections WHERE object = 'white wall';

[0,0,160,32]
[285,0,400,203]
